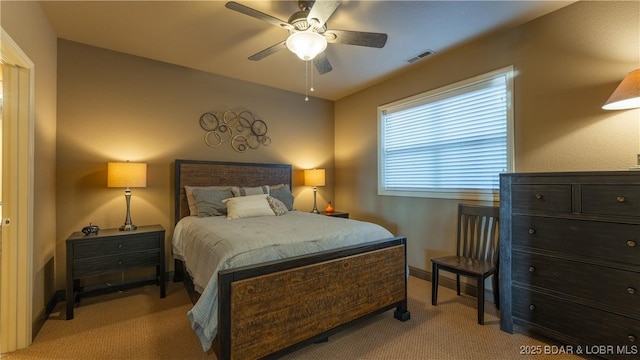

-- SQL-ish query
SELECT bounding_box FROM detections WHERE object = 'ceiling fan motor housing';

[288,10,326,33]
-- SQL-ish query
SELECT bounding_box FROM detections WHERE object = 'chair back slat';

[456,204,500,263]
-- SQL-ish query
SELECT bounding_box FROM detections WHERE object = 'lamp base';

[120,224,137,231]
[631,154,640,171]
[311,187,320,214]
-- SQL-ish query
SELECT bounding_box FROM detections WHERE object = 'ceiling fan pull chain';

[310,62,315,93]
[305,60,310,101]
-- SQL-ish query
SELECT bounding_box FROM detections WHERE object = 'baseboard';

[409,265,496,304]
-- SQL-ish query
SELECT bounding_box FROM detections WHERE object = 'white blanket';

[172,211,395,351]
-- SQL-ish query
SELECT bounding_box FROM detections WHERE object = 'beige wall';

[334,1,640,273]
[55,40,335,290]
[1,0,58,329]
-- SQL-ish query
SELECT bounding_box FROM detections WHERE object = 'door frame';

[1,27,35,353]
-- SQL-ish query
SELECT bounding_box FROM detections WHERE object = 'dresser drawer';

[73,233,160,259]
[73,249,160,278]
[512,215,640,266]
[582,185,640,217]
[513,250,639,312]
[512,185,572,212]
[513,286,640,349]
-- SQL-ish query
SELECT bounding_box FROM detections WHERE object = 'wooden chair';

[431,204,500,324]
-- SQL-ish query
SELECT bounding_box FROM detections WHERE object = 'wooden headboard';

[174,159,292,224]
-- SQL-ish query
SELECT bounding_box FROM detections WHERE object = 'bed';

[172,159,410,360]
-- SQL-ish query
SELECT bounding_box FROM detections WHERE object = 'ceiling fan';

[225,0,388,75]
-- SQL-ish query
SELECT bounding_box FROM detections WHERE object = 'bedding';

[172,211,395,351]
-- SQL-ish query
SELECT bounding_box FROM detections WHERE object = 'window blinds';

[380,71,510,196]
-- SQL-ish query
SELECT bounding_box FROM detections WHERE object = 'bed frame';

[173,159,410,360]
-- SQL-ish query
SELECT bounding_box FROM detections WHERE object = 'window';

[378,66,514,201]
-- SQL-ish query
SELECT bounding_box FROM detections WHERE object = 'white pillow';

[223,194,275,219]
[232,185,270,197]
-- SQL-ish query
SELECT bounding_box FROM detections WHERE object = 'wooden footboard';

[217,237,410,360]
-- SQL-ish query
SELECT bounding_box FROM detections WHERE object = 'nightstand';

[65,224,165,319]
[320,211,349,218]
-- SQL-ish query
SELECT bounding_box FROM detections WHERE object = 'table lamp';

[602,68,640,170]
[304,168,325,214]
[108,161,147,230]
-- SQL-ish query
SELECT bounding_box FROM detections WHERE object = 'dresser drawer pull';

[627,287,636,295]
[535,193,543,200]
[118,243,124,249]
[528,228,536,235]
[628,240,637,247]
[529,304,536,311]
[616,196,626,203]
[629,335,636,343]
[529,266,536,272]
[118,260,123,265]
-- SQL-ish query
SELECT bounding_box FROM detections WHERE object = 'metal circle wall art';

[199,110,271,152]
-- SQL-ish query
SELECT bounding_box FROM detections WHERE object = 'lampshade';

[602,69,640,110]
[304,168,325,187]
[286,31,327,61]
[107,162,147,188]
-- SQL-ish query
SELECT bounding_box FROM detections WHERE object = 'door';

[1,27,34,353]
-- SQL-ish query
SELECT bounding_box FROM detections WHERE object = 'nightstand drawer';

[74,234,160,259]
[512,215,640,266]
[513,286,640,349]
[513,250,640,311]
[73,249,161,278]
[512,184,572,212]
[582,185,640,217]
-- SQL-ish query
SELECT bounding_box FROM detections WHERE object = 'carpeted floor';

[2,276,584,360]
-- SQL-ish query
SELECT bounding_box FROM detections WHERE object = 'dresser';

[66,224,166,319]
[499,172,639,359]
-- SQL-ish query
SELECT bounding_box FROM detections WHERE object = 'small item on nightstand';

[81,223,100,235]
[325,201,334,213]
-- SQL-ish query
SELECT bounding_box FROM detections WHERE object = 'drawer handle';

[627,240,637,247]
[529,304,536,311]
[535,193,543,200]
[118,260,123,265]
[616,196,626,203]
[528,228,536,235]
[529,266,536,272]
[118,243,124,249]
[627,287,636,295]
[629,335,636,343]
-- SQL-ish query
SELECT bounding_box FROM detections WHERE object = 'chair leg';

[492,273,500,310]
[431,262,439,306]
[477,276,485,325]
[456,274,461,296]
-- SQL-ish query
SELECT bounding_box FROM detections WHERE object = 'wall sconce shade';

[304,168,326,187]
[108,162,147,188]
[108,161,147,231]
[602,69,640,110]
[286,31,327,61]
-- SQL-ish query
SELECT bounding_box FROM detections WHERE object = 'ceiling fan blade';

[313,53,332,74]
[248,40,287,61]
[225,1,294,30]
[325,29,388,48]
[307,0,340,28]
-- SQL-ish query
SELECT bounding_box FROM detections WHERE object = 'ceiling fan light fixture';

[286,31,327,61]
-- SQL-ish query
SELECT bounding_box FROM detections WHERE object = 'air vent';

[405,49,435,63]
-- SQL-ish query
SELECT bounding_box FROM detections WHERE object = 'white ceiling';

[40,0,574,101]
